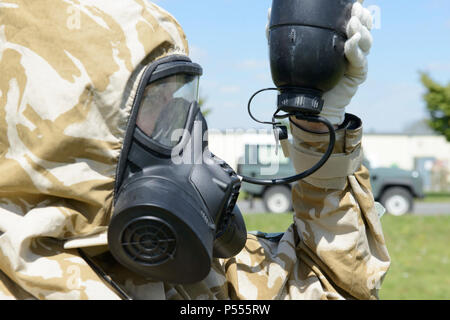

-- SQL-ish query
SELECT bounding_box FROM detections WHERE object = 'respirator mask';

[108,55,247,284]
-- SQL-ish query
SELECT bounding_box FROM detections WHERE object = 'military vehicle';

[237,144,424,216]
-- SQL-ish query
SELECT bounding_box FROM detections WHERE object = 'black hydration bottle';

[268,0,355,114]
[240,0,355,186]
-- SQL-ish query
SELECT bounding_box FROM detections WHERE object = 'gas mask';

[108,55,247,284]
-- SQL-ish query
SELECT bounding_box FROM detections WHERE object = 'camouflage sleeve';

[0,269,35,300]
[289,113,391,299]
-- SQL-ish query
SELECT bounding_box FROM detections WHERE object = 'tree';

[198,96,211,118]
[403,119,435,135]
[420,73,450,141]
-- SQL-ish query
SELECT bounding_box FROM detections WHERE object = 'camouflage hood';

[0,1,188,252]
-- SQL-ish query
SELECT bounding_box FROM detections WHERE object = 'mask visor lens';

[136,73,200,148]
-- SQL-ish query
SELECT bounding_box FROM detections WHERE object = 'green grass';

[238,191,250,201]
[418,192,450,203]
[380,214,450,300]
[243,213,450,300]
[244,213,293,233]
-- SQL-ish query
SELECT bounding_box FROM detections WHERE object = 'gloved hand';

[321,0,373,125]
[266,0,374,126]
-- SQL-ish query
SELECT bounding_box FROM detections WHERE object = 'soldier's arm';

[289,114,391,299]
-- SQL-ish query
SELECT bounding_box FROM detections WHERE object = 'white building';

[207,129,450,191]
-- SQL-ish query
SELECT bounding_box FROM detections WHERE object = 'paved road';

[412,202,450,216]
[237,199,450,216]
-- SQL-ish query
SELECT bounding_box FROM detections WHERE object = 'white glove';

[321,0,373,125]
[265,0,373,126]
[265,7,272,42]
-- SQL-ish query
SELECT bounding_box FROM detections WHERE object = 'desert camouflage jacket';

[0,0,390,300]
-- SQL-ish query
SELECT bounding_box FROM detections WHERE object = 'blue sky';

[155,0,450,133]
